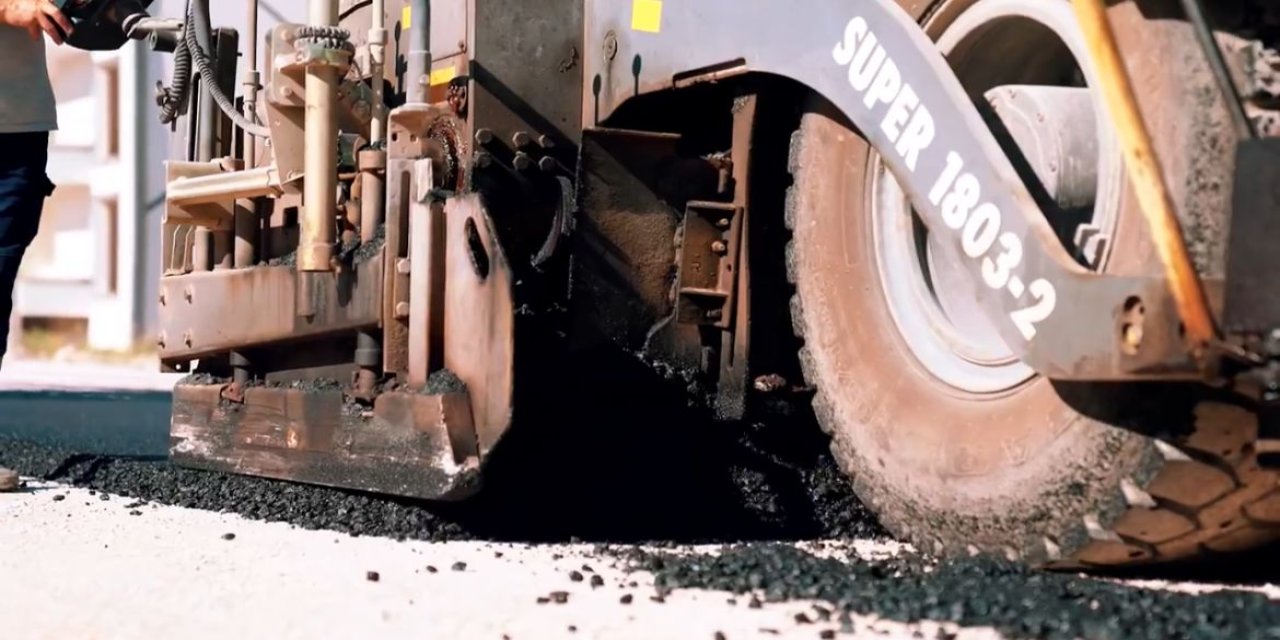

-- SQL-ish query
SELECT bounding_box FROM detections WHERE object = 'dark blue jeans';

[0,132,54,360]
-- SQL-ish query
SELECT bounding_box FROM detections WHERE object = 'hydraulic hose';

[158,37,191,124]
[184,0,271,138]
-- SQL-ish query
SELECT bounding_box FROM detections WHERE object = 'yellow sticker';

[631,0,662,33]
[429,66,457,86]
[401,5,411,29]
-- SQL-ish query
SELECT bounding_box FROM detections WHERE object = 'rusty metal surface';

[714,94,758,421]
[469,0,583,178]
[440,193,516,454]
[1222,138,1280,338]
[169,383,481,500]
[675,201,742,329]
[583,0,1204,380]
[407,162,448,386]
[263,24,308,190]
[383,158,413,374]
[157,252,385,362]
[572,128,695,351]
[387,103,467,191]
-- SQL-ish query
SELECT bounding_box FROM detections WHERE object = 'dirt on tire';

[783,0,1280,567]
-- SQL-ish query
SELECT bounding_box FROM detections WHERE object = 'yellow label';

[631,0,662,33]
[401,5,411,29]
[429,66,457,86]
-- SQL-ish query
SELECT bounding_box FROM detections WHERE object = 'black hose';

[184,0,271,138]
[158,35,191,124]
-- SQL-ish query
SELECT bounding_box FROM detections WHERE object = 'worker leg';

[0,132,54,367]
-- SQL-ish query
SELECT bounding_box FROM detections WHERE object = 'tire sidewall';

[788,0,1231,558]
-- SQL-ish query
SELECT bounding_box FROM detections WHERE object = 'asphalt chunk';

[618,544,1280,640]
[366,571,380,582]
[550,591,570,604]
[426,565,438,573]
[590,574,604,588]
[568,570,584,582]
[451,561,467,572]
[221,533,236,541]
[51,494,65,502]
[620,594,633,605]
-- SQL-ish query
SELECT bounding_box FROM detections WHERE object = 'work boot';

[0,467,18,492]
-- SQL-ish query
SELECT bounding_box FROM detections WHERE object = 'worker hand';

[0,0,74,45]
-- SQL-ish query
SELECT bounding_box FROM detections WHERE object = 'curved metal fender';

[584,0,1202,380]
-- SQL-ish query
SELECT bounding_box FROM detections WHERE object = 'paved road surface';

[1,482,974,640]
[2,363,1280,639]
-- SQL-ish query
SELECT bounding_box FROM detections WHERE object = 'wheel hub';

[869,0,1124,394]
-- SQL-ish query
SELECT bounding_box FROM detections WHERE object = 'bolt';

[603,32,618,61]
[183,331,193,348]
[396,258,412,275]
[475,152,493,169]
[513,152,534,172]
[157,332,167,349]
[395,302,410,318]
[475,128,494,145]
[538,156,557,172]
[538,135,555,149]
[716,218,731,229]
[512,131,532,148]
[159,291,167,306]
[711,240,728,255]
[184,287,194,303]
[458,40,467,53]
[706,309,724,321]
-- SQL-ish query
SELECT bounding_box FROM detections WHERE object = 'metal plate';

[169,384,481,500]
[157,252,385,362]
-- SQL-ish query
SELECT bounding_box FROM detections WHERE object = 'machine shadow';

[453,344,885,544]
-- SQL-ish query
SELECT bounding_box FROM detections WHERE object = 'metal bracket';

[676,202,743,330]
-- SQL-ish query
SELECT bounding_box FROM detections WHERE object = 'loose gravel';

[4,347,1280,638]
[614,544,1280,640]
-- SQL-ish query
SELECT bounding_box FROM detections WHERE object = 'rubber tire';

[785,0,1280,566]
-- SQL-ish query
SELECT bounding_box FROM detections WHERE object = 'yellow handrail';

[1071,0,1217,350]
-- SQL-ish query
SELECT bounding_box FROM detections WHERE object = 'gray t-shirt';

[0,25,58,133]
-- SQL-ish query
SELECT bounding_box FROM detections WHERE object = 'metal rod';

[230,351,252,385]
[243,0,261,167]
[354,331,381,398]
[235,0,261,269]
[194,0,216,164]
[359,149,386,243]
[234,199,258,267]
[1072,0,1217,349]
[1178,0,1254,140]
[405,0,431,103]
[212,230,233,270]
[191,229,212,272]
[368,0,387,145]
[299,0,340,272]
[167,166,283,207]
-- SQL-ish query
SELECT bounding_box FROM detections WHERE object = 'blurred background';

[3,0,302,376]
